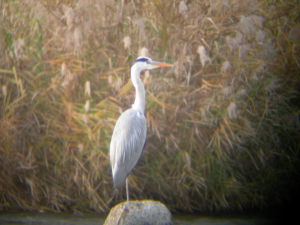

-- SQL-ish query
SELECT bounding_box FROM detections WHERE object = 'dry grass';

[0,0,299,213]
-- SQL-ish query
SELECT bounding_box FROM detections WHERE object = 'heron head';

[132,56,173,72]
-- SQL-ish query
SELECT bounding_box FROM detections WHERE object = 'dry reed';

[0,0,299,213]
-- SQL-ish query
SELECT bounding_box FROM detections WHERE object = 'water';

[0,213,103,225]
[0,212,269,225]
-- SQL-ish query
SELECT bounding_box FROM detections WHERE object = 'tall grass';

[0,0,299,213]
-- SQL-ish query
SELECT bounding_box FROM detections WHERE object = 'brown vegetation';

[0,0,299,213]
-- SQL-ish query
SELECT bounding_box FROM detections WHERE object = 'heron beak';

[151,61,173,69]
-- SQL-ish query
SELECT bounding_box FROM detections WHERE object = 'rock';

[104,200,173,225]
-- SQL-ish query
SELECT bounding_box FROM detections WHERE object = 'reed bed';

[0,0,299,213]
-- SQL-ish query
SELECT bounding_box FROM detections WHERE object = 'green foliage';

[0,0,299,213]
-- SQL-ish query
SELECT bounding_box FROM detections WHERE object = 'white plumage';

[109,56,172,200]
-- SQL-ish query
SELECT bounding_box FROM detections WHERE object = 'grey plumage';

[109,56,172,200]
[110,108,146,188]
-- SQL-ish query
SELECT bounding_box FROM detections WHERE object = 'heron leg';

[126,178,130,201]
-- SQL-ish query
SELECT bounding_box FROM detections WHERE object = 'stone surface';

[104,200,172,225]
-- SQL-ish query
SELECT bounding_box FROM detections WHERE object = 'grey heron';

[109,56,172,201]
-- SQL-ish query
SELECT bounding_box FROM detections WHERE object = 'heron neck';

[131,66,145,113]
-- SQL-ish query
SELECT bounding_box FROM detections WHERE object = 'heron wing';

[109,108,147,188]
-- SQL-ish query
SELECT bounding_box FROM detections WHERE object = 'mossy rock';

[104,200,172,225]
